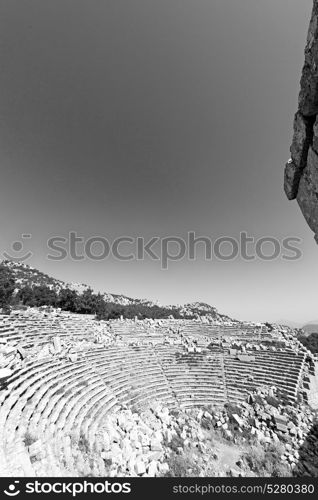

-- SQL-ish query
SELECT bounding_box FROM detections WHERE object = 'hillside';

[0,260,232,321]
[2,260,139,303]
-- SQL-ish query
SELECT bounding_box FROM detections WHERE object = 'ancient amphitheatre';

[2,1,318,479]
[0,262,317,477]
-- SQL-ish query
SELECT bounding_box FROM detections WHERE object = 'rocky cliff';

[285,0,318,240]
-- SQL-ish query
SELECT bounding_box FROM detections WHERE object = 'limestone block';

[232,413,244,428]
[28,440,43,460]
[158,462,169,474]
[150,438,162,452]
[0,367,12,380]
[147,460,158,476]
[53,336,62,353]
[135,459,146,475]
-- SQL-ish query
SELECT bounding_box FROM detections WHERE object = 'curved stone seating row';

[154,345,227,407]
[18,331,91,349]
[0,355,121,476]
[0,324,23,344]
[172,322,220,336]
[109,318,219,339]
[224,350,305,401]
[1,313,273,352]
[0,359,65,475]
[83,346,177,410]
[221,324,272,342]
[108,319,274,347]
[0,343,180,474]
[0,312,107,348]
[87,344,224,412]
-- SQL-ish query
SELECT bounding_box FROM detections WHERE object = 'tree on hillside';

[33,285,58,307]
[58,288,79,312]
[90,292,106,316]
[96,302,125,320]
[16,285,35,305]
[77,288,98,314]
[17,285,58,307]
[0,264,15,309]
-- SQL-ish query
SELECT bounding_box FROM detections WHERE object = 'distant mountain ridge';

[302,324,318,334]
[1,260,232,320]
[274,319,318,332]
[275,319,302,329]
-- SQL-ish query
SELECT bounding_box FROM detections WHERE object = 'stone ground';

[215,441,242,474]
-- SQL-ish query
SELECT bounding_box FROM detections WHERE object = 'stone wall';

[284,0,318,240]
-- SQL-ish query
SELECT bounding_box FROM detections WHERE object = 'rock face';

[285,0,318,239]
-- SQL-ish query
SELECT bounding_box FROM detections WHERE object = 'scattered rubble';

[67,389,318,477]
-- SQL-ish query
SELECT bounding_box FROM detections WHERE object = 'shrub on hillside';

[17,285,58,307]
[243,443,291,477]
[78,433,91,454]
[298,334,318,354]
[163,453,200,477]
[164,433,185,453]
[0,264,15,309]
[265,395,280,408]
[96,302,183,320]
[225,403,242,418]
[23,431,38,447]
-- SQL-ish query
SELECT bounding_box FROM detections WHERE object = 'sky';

[0,0,317,324]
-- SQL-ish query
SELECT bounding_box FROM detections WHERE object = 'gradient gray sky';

[0,0,317,323]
